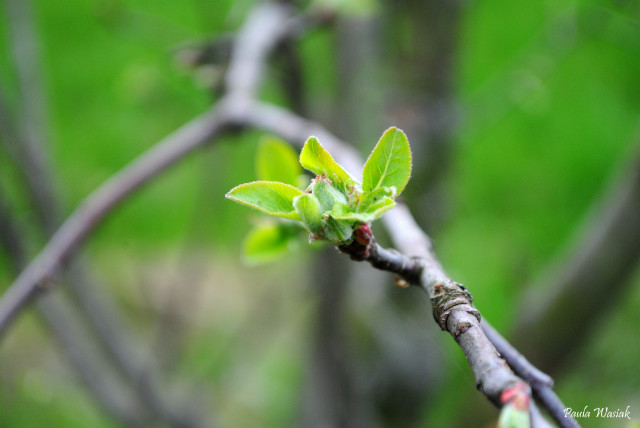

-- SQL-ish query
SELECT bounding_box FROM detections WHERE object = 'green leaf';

[363,197,396,220]
[323,217,354,243]
[311,178,347,212]
[332,198,396,223]
[299,137,353,185]
[498,404,530,428]
[255,136,302,187]
[243,223,299,264]
[358,186,395,212]
[293,193,325,233]
[362,127,412,195]
[331,203,373,223]
[225,181,302,220]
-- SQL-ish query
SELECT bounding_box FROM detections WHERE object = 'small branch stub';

[394,277,410,288]
[338,224,424,285]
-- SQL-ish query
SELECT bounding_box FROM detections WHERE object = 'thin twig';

[2,0,208,421]
[337,232,520,406]
[481,320,554,390]
[239,100,578,427]
[0,193,147,427]
[0,0,298,341]
[0,93,207,428]
[0,2,578,427]
[3,0,60,232]
[2,2,302,426]
[339,238,423,285]
[513,149,640,373]
[0,107,228,337]
[531,401,556,428]
[482,320,578,428]
[535,387,580,428]
[224,2,295,109]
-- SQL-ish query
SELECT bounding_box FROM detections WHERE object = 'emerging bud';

[324,216,354,243]
[354,223,373,246]
[293,193,324,234]
[311,175,347,212]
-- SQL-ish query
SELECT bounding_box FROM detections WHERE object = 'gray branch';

[3,0,59,231]
[513,149,640,373]
[1,0,218,423]
[0,105,228,337]
[482,320,578,428]
[0,1,579,427]
[0,0,298,341]
[1,91,208,427]
[0,193,147,427]
[237,101,577,427]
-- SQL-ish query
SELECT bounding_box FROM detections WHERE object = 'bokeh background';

[1,0,640,427]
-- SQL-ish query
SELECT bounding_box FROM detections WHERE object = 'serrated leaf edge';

[362,126,412,194]
[300,136,355,184]
[225,181,302,220]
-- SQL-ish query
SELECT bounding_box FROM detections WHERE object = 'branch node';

[394,276,410,288]
[407,256,425,284]
[431,281,481,331]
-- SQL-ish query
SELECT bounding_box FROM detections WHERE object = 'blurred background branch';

[513,147,640,374]
[1,0,639,427]
[0,0,212,425]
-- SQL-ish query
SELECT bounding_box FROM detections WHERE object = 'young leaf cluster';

[226,127,412,251]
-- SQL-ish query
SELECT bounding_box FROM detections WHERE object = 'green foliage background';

[1,0,639,427]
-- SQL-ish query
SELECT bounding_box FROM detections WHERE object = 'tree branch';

[0,193,148,427]
[1,91,208,428]
[513,148,640,373]
[0,2,579,427]
[239,101,579,428]
[0,107,228,337]
[224,2,295,110]
[2,0,60,232]
[1,2,302,426]
[2,0,212,422]
[337,234,513,404]
[0,0,298,342]
[482,320,579,428]
[531,401,556,428]
[340,226,580,428]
